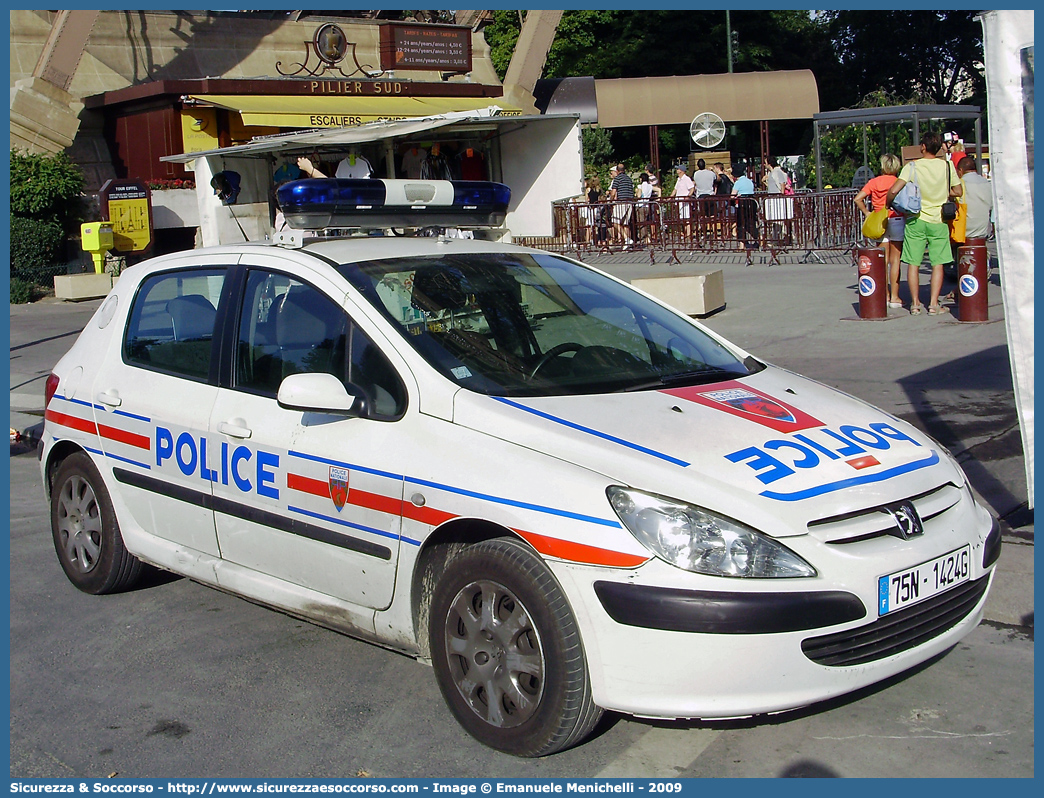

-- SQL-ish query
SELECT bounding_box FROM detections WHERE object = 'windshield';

[338,252,760,397]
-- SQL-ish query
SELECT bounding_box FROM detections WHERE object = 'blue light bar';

[277,178,510,230]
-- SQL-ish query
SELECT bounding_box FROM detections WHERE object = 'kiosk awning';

[189,94,523,128]
[161,108,555,162]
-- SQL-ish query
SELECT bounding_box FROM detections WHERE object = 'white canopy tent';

[980,10,1034,508]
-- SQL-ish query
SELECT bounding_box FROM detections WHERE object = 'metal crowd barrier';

[515,190,863,265]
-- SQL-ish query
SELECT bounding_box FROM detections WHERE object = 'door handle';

[217,419,252,439]
[96,389,122,408]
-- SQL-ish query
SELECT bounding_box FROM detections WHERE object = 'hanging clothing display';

[401,147,426,179]
[335,154,373,179]
[420,148,454,181]
[458,147,486,180]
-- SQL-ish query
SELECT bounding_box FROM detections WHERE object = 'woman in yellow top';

[886,132,963,315]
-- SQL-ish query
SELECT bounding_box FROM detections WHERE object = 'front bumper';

[552,503,998,720]
[566,570,993,720]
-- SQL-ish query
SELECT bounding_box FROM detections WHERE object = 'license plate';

[878,546,971,616]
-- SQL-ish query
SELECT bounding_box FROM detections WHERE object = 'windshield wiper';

[618,365,746,392]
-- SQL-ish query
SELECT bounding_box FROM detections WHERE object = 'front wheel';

[50,451,143,594]
[429,538,602,756]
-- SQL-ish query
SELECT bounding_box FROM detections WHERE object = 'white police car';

[41,178,1000,757]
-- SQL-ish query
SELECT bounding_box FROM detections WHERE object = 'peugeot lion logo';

[884,501,924,540]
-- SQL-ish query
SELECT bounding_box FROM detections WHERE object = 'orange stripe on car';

[287,473,329,498]
[403,503,457,526]
[45,409,151,450]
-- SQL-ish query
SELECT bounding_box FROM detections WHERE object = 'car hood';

[451,366,962,538]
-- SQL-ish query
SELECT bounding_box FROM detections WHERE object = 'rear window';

[124,269,226,381]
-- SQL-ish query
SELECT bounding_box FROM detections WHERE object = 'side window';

[347,321,408,419]
[235,270,406,419]
[124,269,226,380]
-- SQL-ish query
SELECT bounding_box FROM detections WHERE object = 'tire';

[429,537,603,756]
[50,451,143,595]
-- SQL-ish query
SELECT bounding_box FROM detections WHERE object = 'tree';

[485,9,838,85]
[10,149,86,301]
[582,127,615,171]
[10,148,85,228]
[480,10,984,179]
[823,11,985,107]
[805,91,917,189]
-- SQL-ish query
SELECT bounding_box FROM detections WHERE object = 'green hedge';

[10,149,86,225]
[10,215,65,286]
[9,278,35,304]
[9,149,88,301]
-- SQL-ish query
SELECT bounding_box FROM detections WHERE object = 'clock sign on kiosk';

[40,177,1001,757]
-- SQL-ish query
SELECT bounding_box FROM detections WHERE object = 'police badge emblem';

[329,466,350,511]
[701,388,798,423]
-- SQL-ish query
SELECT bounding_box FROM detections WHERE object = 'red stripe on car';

[45,408,97,436]
[515,529,649,568]
[287,474,405,517]
[846,455,881,470]
[97,422,151,450]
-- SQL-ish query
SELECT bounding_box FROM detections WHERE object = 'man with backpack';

[886,131,963,315]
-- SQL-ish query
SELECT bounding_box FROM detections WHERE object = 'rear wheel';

[429,537,602,756]
[51,452,143,594]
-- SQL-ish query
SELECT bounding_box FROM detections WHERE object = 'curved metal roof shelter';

[535,70,820,127]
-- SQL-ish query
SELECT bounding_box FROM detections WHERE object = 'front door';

[209,259,411,610]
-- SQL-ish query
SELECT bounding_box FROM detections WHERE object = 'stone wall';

[10,10,500,100]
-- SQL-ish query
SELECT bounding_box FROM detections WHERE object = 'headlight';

[607,487,816,578]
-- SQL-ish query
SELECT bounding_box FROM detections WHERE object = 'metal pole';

[814,122,822,192]
[974,115,983,174]
[649,124,660,176]
[726,11,733,73]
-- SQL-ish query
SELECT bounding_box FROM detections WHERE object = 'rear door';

[89,256,232,556]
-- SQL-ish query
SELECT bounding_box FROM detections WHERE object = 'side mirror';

[277,372,363,415]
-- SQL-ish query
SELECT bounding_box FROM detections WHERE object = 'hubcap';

[444,579,545,728]
[56,475,103,573]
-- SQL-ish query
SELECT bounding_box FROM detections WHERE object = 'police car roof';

[299,234,539,264]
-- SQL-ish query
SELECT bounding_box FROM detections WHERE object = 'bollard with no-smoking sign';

[856,247,886,319]
[957,242,989,322]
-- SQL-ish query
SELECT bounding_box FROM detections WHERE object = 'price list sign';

[100,179,154,254]
[380,22,472,73]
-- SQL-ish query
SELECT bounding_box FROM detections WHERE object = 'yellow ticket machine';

[80,222,114,274]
